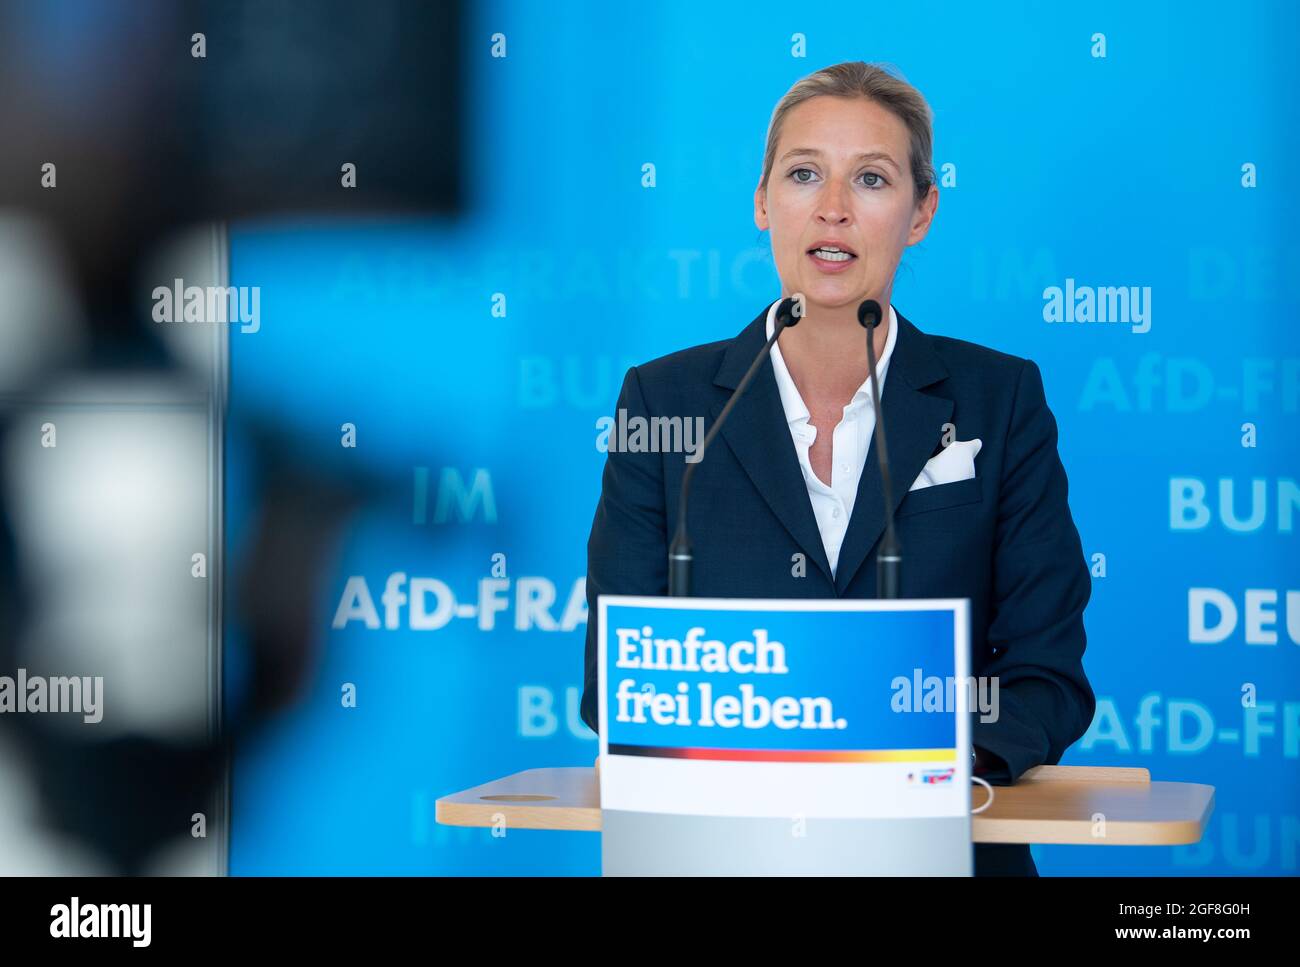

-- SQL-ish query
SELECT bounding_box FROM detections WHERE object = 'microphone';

[857,299,901,599]
[668,296,803,596]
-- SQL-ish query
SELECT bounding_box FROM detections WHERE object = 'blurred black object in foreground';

[0,0,463,873]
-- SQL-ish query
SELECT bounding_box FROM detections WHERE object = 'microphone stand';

[858,300,900,599]
[668,297,803,596]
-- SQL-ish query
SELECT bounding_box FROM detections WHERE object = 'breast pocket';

[895,476,983,518]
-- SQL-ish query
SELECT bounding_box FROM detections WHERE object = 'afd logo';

[910,768,955,785]
[1078,355,1299,413]
[1082,694,1299,757]
[1170,477,1298,532]
[333,573,586,632]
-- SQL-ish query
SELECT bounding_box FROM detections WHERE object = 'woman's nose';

[816,179,852,222]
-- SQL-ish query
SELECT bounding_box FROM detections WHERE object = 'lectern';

[596,595,975,875]
[437,600,1217,874]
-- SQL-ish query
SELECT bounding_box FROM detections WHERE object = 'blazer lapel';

[833,310,953,594]
[709,304,835,586]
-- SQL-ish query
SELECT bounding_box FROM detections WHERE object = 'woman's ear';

[753,183,769,231]
[906,184,938,245]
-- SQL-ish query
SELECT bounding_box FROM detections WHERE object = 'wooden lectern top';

[436,763,1214,846]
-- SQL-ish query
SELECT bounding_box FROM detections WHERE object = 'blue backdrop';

[225,0,1299,874]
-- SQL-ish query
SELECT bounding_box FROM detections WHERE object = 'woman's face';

[755,95,938,312]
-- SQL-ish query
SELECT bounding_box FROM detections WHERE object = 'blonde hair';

[759,61,935,204]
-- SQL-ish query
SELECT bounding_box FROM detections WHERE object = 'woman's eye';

[789,167,885,188]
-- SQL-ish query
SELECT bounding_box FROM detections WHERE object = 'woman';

[581,62,1095,877]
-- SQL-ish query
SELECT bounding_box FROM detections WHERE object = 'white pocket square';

[908,438,982,492]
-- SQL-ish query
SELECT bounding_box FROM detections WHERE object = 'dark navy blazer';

[580,302,1097,876]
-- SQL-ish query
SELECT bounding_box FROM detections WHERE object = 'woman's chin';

[799,277,865,308]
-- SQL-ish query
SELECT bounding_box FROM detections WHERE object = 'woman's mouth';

[807,246,857,273]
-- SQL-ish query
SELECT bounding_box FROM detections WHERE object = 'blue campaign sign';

[599,597,968,759]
